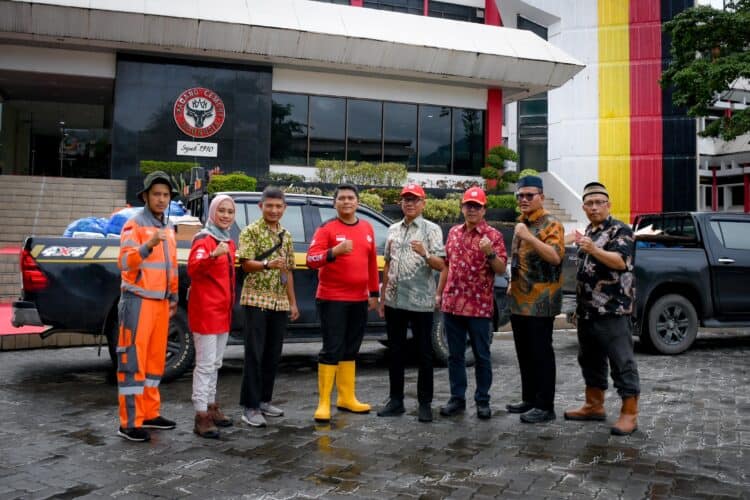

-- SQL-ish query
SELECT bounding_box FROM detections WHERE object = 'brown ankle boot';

[208,403,233,427]
[611,396,639,436]
[194,411,220,439]
[564,386,606,421]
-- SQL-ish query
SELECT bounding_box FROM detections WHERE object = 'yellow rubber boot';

[335,361,371,413]
[314,363,337,423]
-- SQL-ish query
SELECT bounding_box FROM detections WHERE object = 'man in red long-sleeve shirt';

[306,184,380,423]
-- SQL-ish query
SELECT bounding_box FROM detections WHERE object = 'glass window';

[419,105,452,173]
[428,1,484,23]
[309,96,345,163]
[718,221,750,250]
[452,108,484,175]
[319,206,390,252]
[730,185,745,206]
[244,204,306,243]
[383,102,417,169]
[271,93,308,165]
[347,99,383,163]
[363,0,423,15]
[518,137,547,172]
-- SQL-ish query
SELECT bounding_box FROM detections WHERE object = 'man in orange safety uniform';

[116,171,179,442]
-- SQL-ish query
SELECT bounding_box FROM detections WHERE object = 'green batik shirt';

[238,218,295,311]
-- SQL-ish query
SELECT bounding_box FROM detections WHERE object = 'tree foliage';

[661,1,750,140]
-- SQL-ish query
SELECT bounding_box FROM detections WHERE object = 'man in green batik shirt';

[237,186,299,428]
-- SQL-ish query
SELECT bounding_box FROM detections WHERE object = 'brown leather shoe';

[564,386,606,421]
[194,411,219,439]
[208,403,233,427]
[611,395,639,436]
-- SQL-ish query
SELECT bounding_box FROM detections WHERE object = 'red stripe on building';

[629,0,663,221]
[485,0,503,152]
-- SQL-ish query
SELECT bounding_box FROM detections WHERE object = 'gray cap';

[137,171,179,200]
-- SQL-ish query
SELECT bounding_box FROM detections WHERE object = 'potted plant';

[483,145,518,192]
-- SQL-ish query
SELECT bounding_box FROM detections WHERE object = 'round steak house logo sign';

[173,87,226,138]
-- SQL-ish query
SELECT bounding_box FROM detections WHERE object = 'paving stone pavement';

[1,330,749,499]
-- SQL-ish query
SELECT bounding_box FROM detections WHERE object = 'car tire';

[644,294,698,355]
[105,305,195,383]
[431,310,476,367]
[163,307,195,382]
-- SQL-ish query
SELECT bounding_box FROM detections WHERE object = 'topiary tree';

[483,145,519,192]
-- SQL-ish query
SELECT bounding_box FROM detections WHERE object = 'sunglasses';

[400,196,423,204]
[515,192,540,201]
[462,202,484,210]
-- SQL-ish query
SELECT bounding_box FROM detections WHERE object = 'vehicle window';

[241,203,306,243]
[637,215,696,240]
[318,207,390,251]
[233,202,248,230]
[711,221,750,250]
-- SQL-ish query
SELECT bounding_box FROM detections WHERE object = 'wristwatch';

[486,252,497,261]
[262,259,269,269]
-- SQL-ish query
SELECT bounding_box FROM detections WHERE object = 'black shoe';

[439,398,466,417]
[520,408,556,424]
[477,404,492,420]
[418,403,433,423]
[506,401,534,414]
[118,427,150,442]
[142,416,176,429]
[377,398,405,417]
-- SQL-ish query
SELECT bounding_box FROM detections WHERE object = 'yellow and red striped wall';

[599,0,696,222]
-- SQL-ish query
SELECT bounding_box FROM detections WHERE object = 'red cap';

[462,186,487,206]
[400,183,426,198]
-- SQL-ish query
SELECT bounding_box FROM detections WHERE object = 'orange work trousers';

[117,293,170,429]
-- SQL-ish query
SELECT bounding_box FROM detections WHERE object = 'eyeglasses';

[583,199,608,208]
[400,197,423,204]
[515,192,540,201]
[462,202,484,210]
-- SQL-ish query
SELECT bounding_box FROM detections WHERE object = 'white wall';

[0,45,115,78]
[273,68,487,109]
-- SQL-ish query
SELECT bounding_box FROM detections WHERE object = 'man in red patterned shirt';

[306,184,380,423]
[437,186,507,420]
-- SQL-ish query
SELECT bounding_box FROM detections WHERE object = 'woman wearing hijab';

[187,194,237,439]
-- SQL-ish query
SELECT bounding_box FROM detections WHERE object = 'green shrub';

[486,194,518,210]
[519,168,539,178]
[284,185,323,196]
[267,172,305,184]
[139,160,196,175]
[445,192,463,201]
[485,145,519,170]
[480,166,499,180]
[315,160,407,186]
[365,187,401,205]
[502,170,520,183]
[358,192,384,212]
[423,198,460,222]
[207,173,257,193]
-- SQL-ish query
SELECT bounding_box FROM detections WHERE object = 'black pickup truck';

[624,211,750,354]
[12,192,514,381]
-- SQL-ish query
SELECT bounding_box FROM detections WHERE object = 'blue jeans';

[444,313,492,404]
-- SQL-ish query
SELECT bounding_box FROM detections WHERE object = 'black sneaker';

[477,404,492,420]
[142,416,176,429]
[520,408,556,424]
[377,398,405,417]
[418,403,433,423]
[439,398,466,417]
[118,427,150,442]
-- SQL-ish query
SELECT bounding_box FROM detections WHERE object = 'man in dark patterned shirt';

[508,175,565,424]
[564,181,641,436]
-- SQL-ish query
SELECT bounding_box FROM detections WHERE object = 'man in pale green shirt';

[377,183,445,423]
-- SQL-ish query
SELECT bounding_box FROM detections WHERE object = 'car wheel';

[431,310,476,367]
[162,308,195,382]
[645,294,698,354]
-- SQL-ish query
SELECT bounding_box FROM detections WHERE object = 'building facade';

[0,0,705,222]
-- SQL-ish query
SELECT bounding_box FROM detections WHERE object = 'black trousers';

[384,306,434,404]
[317,300,368,365]
[239,306,288,409]
[577,315,640,397]
[510,314,556,412]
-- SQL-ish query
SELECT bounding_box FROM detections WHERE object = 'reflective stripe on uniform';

[121,282,166,299]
